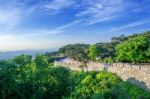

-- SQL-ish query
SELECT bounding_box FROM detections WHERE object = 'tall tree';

[88,44,100,61]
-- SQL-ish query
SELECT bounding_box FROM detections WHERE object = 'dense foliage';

[116,36,150,63]
[0,55,72,99]
[94,43,116,63]
[67,72,150,99]
[0,55,150,99]
[88,44,100,61]
[59,44,89,61]
[56,31,150,63]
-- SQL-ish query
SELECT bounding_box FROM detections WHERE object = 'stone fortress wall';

[55,60,150,92]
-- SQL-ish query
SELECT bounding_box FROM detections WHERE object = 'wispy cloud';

[110,19,150,32]
[54,19,82,30]
[87,15,119,25]
[75,0,125,25]
[0,0,37,31]
[0,19,83,42]
[34,19,83,35]
[43,0,75,11]
[0,7,21,30]
[39,0,125,26]
[0,0,77,31]
[74,0,150,26]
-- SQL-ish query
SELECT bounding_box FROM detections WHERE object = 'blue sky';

[0,0,150,51]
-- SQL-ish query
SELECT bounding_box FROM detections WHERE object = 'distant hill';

[0,49,56,60]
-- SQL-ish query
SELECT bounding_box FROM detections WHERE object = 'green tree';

[59,44,90,71]
[94,43,116,62]
[88,44,100,61]
[111,34,127,45]
[58,44,89,60]
[67,72,123,99]
[34,54,49,69]
[116,36,149,63]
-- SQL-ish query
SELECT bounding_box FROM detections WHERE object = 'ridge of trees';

[49,31,150,63]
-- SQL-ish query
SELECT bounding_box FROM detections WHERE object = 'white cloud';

[0,19,83,41]
[0,8,21,30]
[0,19,82,43]
[76,0,124,24]
[0,0,38,31]
[54,19,82,30]
[41,0,150,26]
[43,0,75,11]
[75,0,138,25]
[87,15,119,25]
[110,19,150,32]
[30,19,83,35]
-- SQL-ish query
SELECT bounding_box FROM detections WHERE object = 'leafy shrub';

[67,72,150,99]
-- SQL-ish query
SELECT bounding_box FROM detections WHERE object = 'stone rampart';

[54,61,150,92]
